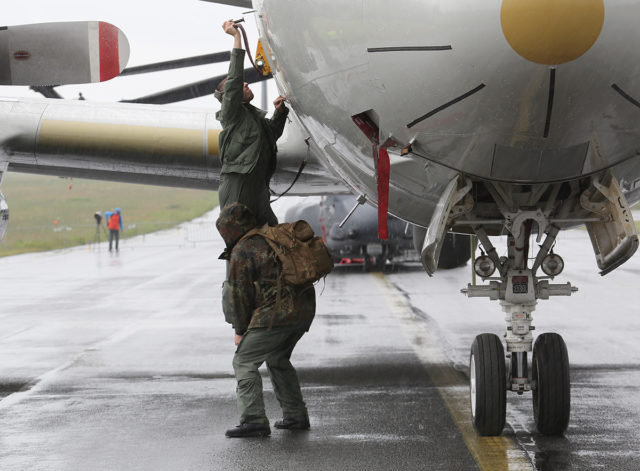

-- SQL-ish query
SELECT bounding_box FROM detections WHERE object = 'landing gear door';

[582,172,638,275]
[420,177,459,276]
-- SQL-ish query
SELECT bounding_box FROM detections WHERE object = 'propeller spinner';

[0,21,130,86]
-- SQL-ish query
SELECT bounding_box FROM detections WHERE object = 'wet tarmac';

[0,206,639,470]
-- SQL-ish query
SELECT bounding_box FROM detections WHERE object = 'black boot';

[274,415,310,430]
[225,423,271,438]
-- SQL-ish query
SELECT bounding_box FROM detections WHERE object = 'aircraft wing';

[0,18,345,196]
[0,97,347,195]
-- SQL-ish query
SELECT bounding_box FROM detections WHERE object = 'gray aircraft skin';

[256,0,640,229]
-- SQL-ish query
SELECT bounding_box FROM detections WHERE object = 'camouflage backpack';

[241,220,333,285]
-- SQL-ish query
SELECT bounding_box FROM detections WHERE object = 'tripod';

[93,212,108,248]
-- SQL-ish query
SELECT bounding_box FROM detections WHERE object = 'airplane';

[1,0,639,437]
[285,195,470,272]
[286,195,417,271]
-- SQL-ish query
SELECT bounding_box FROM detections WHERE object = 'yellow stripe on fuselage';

[38,120,221,157]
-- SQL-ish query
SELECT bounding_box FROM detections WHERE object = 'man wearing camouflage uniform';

[216,203,316,438]
[216,20,289,227]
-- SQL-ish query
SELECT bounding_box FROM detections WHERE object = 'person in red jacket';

[107,208,123,252]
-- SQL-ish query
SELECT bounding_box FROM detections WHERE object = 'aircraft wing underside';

[0,98,347,195]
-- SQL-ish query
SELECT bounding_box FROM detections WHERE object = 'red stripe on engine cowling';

[377,146,390,240]
[99,22,120,81]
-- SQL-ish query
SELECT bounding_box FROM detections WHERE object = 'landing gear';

[362,250,371,272]
[426,175,639,437]
[532,333,570,435]
[463,213,577,436]
[362,245,387,272]
[374,246,388,271]
[470,333,506,436]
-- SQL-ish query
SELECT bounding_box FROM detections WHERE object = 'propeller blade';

[30,85,63,99]
[120,67,270,105]
[120,51,231,76]
[199,0,252,7]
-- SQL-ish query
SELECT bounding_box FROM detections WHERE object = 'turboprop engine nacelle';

[0,191,8,242]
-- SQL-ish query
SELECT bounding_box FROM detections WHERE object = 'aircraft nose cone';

[501,0,605,65]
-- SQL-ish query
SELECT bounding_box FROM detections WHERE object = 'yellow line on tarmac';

[372,272,533,471]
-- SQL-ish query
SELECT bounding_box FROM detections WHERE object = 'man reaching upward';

[216,19,289,227]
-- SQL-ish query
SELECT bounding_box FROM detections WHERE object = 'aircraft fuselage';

[256,0,640,227]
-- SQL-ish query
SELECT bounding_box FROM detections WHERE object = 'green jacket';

[216,48,289,175]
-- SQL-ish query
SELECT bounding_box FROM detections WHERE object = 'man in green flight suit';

[216,20,289,227]
[216,203,316,438]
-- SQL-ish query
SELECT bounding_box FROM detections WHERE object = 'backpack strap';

[238,227,261,244]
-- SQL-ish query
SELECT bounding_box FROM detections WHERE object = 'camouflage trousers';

[233,325,309,424]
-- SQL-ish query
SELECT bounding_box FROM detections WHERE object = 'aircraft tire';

[362,249,371,273]
[532,333,570,436]
[438,233,472,269]
[374,246,388,272]
[470,333,506,436]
